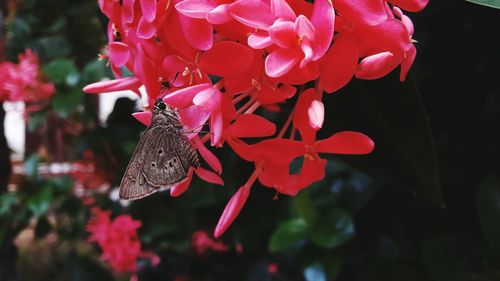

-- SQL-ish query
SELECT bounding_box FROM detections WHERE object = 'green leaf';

[33,36,72,61]
[51,90,84,117]
[476,176,500,256]
[27,111,47,132]
[311,209,355,248]
[465,0,500,9]
[326,76,443,206]
[42,59,80,86]
[0,193,18,216]
[292,190,318,225]
[82,59,112,84]
[27,186,53,217]
[269,218,309,252]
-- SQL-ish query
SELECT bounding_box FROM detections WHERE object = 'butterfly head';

[154,99,168,111]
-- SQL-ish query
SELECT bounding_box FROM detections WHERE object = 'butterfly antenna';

[159,72,183,102]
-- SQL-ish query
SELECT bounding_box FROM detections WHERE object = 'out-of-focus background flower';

[0,0,499,281]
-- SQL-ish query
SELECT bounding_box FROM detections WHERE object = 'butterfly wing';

[119,127,158,200]
[141,127,193,188]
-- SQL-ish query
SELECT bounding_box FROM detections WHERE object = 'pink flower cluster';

[85,0,427,237]
[86,207,160,275]
[0,49,55,104]
[191,230,229,255]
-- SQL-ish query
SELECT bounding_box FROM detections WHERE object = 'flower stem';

[244,101,260,114]
[236,96,257,115]
[214,79,224,90]
[277,112,293,139]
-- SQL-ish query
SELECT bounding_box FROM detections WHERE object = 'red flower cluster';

[86,207,160,275]
[191,230,229,255]
[84,0,427,236]
[0,49,55,104]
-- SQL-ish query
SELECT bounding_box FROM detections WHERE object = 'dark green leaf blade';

[269,218,309,252]
[325,76,443,206]
[310,209,355,248]
[465,0,500,9]
[41,59,79,86]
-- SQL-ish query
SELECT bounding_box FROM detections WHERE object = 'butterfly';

[119,99,200,200]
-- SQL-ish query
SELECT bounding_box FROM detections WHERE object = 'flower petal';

[176,0,217,18]
[228,0,274,30]
[292,88,316,144]
[132,111,152,126]
[194,136,222,174]
[141,0,157,22]
[248,31,273,49]
[283,158,326,196]
[257,83,296,104]
[294,15,315,41]
[270,0,296,21]
[163,11,199,59]
[164,83,212,108]
[225,114,276,138]
[319,31,358,93]
[178,13,214,51]
[171,169,194,197]
[137,16,157,39]
[389,0,429,12]
[83,77,142,94]
[309,0,335,61]
[355,51,399,80]
[259,161,289,187]
[265,48,301,77]
[333,0,387,26]
[214,185,251,237]
[316,131,374,154]
[123,0,136,23]
[307,100,324,130]
[160,55,190,87]
[193,87,221,111]
[268,19,297,49]
[108,42,130,67]
[179,105,211,133]
[392,6,414,35]
[252,138,305,164]
[206,4,232,24]
[210,109,224,146]
[199,41,255,78]
[400,44,416,81]
[133,44,160,98]
[195,167,224,185]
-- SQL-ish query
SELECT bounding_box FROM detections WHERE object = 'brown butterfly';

[119,99,200,200]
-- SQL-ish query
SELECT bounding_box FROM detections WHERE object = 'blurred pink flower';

[0,49,55,105]
[191,231,229,255]
[86,208,160,275]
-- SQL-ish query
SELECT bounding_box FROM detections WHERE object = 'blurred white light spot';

[3,102,25,161]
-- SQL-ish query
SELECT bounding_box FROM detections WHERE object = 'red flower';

[87,0,429,237]
[0,49,55,105]
[86,208,160,275]
[191,230,229,255]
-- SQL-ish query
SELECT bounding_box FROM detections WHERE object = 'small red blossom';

[0,49,55,106]
[86,208,159,275]
[191,230,229,255]
[86,0,428,236]
[268,263,279,274]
